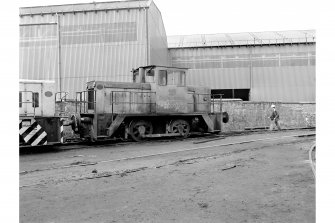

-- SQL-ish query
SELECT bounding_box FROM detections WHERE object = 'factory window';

[211,89,250,101]
[252,54,279,67]
[19,92,22,108]
[32,92,39,108]
[280,58,308,66]
[20,24,58,47]
[61,22,137,45]
[309,52,316,66]
[252,59,279,67]
[279,52,309,66]
[158,70,167,86]
[172,52,314,69]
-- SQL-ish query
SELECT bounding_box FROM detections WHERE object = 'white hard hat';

[271,104,275,108]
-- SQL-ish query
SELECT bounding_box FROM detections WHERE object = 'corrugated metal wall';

[20,15,58,81]
[20,1,171,98]
[147,2,171,66]
[169,44,315,102]
[251,67,315,102]
[186,68,250,89]
[20,9,147,98]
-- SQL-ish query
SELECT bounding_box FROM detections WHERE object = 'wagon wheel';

[170,119,190,138]
[129,120,153,141]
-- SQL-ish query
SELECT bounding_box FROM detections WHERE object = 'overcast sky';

[19,0,317,35]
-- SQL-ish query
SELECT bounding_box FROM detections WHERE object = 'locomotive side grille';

[19,119,48,146]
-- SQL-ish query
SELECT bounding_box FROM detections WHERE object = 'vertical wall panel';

[251,66,315,102]
[20,5,152,98]
[147,2,171,66]
[169,44,315,102]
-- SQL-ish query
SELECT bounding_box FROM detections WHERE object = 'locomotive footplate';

[142,133,184,138]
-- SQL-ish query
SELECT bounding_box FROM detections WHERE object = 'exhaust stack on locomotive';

[72,65,229,141]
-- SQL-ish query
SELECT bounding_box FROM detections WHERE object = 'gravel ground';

[20,130,315,223]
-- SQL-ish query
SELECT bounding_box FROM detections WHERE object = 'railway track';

[309,143,316,178]
[19,127,315,155]
[20,132,315,177]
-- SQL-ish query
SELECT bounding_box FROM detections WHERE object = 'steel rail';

[19,127,315,151]
[309,142,316,178]
[20,133,315,176]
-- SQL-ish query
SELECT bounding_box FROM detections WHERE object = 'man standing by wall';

[269,104,281,130]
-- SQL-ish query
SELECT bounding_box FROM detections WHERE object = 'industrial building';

[19,0,315,102]
[19,0,170,98]
[168,31,315,102]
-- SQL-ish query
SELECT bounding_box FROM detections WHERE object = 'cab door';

[19,82,42,116]
[155,69,189,113]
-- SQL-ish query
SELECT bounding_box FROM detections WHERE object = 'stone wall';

[56,100,316,135]
[216,101,316,132]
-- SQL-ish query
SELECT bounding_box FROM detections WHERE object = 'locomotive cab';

[133,66,193,113]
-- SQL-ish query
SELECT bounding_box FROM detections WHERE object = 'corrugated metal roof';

[20,0,152,16]
[168,30,315,48]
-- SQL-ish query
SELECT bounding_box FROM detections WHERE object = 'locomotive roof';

[87,81,151,90]
[19,79,55,84]
[133,65,189,71]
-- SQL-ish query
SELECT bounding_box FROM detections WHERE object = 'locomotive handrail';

[55,91,70,117]
[19,90,36,117]
[55,91,69,102]
[187,93,225,113]
[75,90,96,114]
[187,92,211,112]
[210,94,225,113]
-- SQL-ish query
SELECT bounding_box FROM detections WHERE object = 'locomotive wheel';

[170,119,190,138]
[129,120,153,141]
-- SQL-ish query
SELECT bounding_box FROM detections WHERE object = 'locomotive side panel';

[91,81,154,115]
[186,86,211,113]
[105,89,154,114]
[155,86,189,113]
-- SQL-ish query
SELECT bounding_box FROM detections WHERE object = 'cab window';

[178,71,186,86]
[167,70,175,85]
[19,92,22,108]
[145,69,155,83]
[32,92,39,108]
[133,70,139,83]
[158,70,167,86]
[166,70,186,86]
[88,90,95,110]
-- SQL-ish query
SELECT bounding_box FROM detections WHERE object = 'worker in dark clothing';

[269,104,281,130]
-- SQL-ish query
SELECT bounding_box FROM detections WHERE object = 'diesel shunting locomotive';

[71,65,229,141]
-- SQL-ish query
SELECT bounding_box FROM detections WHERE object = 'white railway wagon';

[19,80,63,146]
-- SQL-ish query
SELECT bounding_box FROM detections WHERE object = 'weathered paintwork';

[77,65,223,138]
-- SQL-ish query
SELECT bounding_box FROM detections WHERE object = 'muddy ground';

[20,130,315,223]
